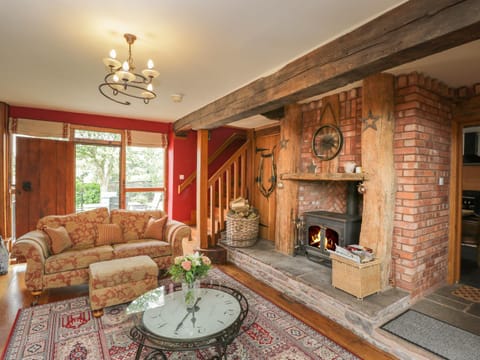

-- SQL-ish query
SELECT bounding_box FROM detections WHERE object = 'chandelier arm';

[104,82,156,100]
[98,83,131,105]
[104,72,151,87]
[102,73,156,98]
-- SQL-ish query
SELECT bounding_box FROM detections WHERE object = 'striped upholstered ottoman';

[88,255,158,317]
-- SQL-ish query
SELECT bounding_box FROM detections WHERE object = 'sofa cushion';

[96,223,123,246]
[42,225,73,254]
[143,215,167,241]
[37,207,110,250]
[112,240,171,259]
[110,209,165,241]
[45,245,114,274]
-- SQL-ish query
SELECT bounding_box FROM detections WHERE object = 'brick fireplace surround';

[274,72,480,298]
[226,72,480,359]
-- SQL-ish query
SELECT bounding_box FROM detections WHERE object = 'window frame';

[71,125,167,211]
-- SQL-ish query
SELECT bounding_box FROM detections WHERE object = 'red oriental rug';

[2,269,358,359]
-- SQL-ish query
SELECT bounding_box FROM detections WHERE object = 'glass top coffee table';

[127,282,249,360]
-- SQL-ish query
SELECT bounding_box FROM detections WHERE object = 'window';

[125,146,166,210]
[74,128,122,212]
[73,126,167,212]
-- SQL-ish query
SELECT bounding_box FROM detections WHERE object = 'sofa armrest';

[164,220,191,257]
[12,230,50,292]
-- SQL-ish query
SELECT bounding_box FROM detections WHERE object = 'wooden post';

[359,73,395,289]
[196,130,209,249]
[0,103,10,239]
[275,104,302,255]
[195,129,226,264]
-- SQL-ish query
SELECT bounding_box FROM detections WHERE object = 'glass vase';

[182,280,200,310]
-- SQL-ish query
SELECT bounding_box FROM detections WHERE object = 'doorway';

[14,136,74,237]
[252,127,279,241]
[460,125,480,287]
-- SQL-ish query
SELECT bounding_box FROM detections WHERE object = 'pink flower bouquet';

[168,252,212,284]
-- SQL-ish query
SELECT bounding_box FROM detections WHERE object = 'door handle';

[22,181,32,192]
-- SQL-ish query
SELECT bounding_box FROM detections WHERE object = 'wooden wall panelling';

[359,73,396,289]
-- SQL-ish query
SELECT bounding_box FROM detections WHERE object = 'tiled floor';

[412,280,480,336]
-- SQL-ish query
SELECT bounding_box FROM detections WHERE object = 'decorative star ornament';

[362,110,380,131]
[279,136,289,149]
[306,161,317,173]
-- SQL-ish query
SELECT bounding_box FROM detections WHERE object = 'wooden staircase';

[177,134,251,246]
[206,141,249,242]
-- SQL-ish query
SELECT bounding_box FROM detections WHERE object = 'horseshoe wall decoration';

[256,146,277,198]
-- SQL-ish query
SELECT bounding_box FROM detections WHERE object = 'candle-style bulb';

[147,83,153,91]
[147,59,154,69]
[122,61,129,71]
[109,49,117,59]
[113,74,119,82]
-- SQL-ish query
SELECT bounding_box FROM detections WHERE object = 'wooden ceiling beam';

[173,0,480,132]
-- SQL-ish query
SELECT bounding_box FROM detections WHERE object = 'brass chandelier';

[99,33,159,105]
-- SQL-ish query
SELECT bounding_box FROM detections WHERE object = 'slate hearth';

[224,239,442,360]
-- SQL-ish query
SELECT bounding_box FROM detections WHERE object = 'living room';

[1,1,480,359]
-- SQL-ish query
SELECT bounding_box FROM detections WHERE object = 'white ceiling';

[1,0,479,128]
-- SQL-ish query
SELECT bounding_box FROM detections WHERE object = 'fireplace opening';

[300,183,362,263]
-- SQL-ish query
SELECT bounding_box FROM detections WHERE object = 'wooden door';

[252,129,279,241]
[15,137,74,237]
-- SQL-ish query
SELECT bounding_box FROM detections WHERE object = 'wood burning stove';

[303,211,361,262]
[301,183,362,262]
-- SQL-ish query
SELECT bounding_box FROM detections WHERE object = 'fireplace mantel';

[281,172,366,182]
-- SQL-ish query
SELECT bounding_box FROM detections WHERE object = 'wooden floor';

[0,261,395,359]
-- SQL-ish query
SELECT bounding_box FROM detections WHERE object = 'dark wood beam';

[174,0,480,132]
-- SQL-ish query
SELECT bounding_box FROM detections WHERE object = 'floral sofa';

[12,207,191,296]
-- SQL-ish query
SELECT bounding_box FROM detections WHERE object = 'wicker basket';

[223,212,259,247]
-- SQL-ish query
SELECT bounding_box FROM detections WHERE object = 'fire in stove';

[309,225,338,251]
[302,210,361,263]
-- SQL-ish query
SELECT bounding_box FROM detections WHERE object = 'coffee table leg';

[135,343,144,360]
[145,349,167,360]
[214,342,228,359]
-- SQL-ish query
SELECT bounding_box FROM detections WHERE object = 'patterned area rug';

[3,268,357,359]
[451,285,480,303]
